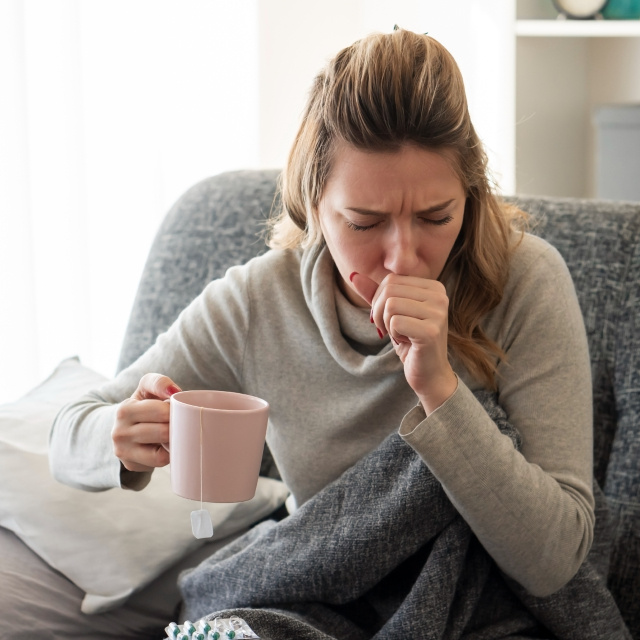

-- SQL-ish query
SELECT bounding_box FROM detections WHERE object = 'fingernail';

[167,385,181,396]
[370,309,374,323]
[349,272,358,282]
[377,328,384,339]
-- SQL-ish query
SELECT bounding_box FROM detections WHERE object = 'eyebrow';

[345,199,456,216]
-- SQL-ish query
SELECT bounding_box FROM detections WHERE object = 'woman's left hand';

[350,272,457,414]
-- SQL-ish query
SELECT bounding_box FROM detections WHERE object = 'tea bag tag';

[191,509,214,539]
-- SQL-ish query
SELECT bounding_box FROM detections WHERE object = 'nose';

[382,222,421,276]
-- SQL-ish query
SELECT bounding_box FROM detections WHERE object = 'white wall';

[257,0,364,169]
[516,37,590,197]
[257,0,516,192]
[588,38,640,196]
[0,0,260,403]
[516,35,640,198]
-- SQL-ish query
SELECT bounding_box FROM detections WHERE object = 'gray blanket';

[179,392,630,639]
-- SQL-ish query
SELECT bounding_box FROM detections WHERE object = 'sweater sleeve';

[49,262,253,492]
[399,239,594,598]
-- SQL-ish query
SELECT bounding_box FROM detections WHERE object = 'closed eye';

[345,213,454,231]
[346,220,381,231]
[422,215,453,226]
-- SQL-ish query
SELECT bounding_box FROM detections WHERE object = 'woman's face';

[318,143,466,308]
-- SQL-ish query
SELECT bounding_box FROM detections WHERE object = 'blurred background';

[1,0,639,403]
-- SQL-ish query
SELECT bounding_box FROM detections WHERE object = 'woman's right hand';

[111,373,182,473]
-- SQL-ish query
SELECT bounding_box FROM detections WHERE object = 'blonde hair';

[268,28,526,389]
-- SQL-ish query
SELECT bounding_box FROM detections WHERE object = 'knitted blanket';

[178,392,630,639]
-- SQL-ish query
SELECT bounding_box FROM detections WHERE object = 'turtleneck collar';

[300,244,404,377]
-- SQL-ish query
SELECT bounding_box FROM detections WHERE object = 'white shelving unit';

[516,19,640,37]
[513,2,640,199]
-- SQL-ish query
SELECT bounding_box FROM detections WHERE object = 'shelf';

[516,19,640,37]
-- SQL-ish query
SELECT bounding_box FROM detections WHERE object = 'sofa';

[0,170,640,640]
[118,169,640,637]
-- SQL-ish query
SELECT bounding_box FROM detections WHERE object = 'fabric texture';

[51,232,594,598]
[179,391,630,639]
[0,357,288,614]
[508,195,640,636]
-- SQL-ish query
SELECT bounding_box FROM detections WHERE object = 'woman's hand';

[350,272,457,414]
[111,373,182,472]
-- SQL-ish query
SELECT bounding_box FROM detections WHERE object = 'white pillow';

[0,357,288,614]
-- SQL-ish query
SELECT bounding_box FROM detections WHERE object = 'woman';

[50,28,595,635]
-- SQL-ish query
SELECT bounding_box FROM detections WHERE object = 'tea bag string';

[190,406,213,539]
[199,406,204,512]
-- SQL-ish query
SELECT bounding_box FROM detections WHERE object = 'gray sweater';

[50,232,594,598]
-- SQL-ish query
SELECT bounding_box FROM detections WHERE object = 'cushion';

[0,357,289,614]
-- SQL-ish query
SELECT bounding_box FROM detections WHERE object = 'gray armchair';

[118,171,640,637]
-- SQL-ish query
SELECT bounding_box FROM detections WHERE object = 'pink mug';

[168,390,269,503]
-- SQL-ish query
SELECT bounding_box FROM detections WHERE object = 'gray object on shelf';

[594,105,640,202]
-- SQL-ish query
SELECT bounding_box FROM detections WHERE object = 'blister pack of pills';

[164,616,260,640]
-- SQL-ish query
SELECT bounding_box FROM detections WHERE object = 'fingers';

[113,399,169,444]
[356,273,454,409]
[388,312,447,348]
[373,274,447,308]
[133,372,182,401]
[113,385,176,472]
[113,418,170,471]
[116,397,171,424]
[371,275,448,341]
[121,419,170,446]
[118,444,170,473]
[349,272,378,305]
[349,272,449,350]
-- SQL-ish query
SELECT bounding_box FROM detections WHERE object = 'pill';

[198,621,212,634]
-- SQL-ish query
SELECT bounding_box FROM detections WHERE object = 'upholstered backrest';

[509,195,640,635]
[119,171,640,635]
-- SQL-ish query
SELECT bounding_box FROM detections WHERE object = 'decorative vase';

[552,0,607,18]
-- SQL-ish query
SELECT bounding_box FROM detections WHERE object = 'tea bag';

[191,509,214,539]
[192,407,214,539]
